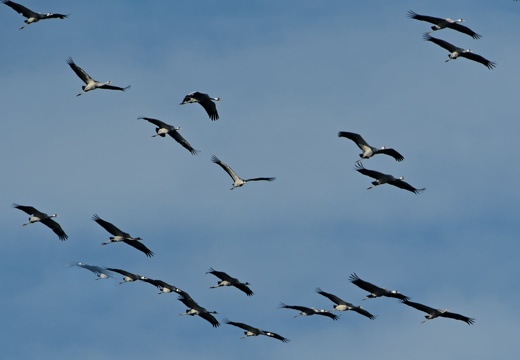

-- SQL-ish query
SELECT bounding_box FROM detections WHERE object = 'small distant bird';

[105,268,141,284]
[139,117,199,155]
[206,267,254,296]
[279,302,339,321]
[402,300,475,325]
[177,289,220,328]
[355,162,425,194]
[407,10,481,39]
[139,277,180,294]
[349,273,410,301]
[338,131,404,162]
[224,319,290,343]
[315,288,376,320]
[67,57,131,96]
[423,33,495,70]
[180,91,220,120]
[13,203,68,241]
[3,0,68,30]
[92,214,154,257]
[211,155,275,190]
[73,262,111,280]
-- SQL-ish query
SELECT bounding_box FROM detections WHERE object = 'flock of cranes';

[3,1,480,352]
[72,263,476,332]
[408,9,496,69]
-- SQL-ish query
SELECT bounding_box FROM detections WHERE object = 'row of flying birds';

[2,1,498,69]
[72,263,475,343]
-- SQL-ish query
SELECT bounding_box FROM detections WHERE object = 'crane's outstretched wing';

[98,84,131,92]
[41,217,68,240]
[388,179,425,194]
[169,129,199,155]
[315,287,346,306]
[459,52,496,69]
[67,57,93,84]
[349,273,384,293]
[441,311,475,325]
[351,306,376,320]
[3,1,36,18]
[122,239,154,257]
[354,163,385,180]
[374,148,405,162]
[338,131,369,150]
[12,203,38,215]
[92,214,124,236]
[211,155,241,182]
[423,33,458,53]
[446,22,481,39]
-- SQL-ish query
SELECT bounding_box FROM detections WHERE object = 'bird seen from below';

[139,277,180,294]
[211,155,275,190]
[92,214,154,257]
[139,117,199,155]
[422,33,495,69]
[206,267,254,296]
[401,300,475,325]
[224,319,290,343]
[278,302,339,320]
[180,91,220,120]
[73,262,111,280]
[13,203,68,241]
[355,162,425,194]
[67,57,131,96]
[315,287,376,319]
[338,131,404,162]
[105,268,141,284]
[349,273,411,301]
[177,289,220,328]
[407,10,481,39]
[3,0,68,30]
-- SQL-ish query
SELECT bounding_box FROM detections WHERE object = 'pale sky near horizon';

[1,1,519,359]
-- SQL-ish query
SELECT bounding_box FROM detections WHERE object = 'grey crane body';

[177,289,220,328]
[139,117,199,155]
[422,33,495,69]
[3,0,68,30]
[92,214,154,257]
[279,302,339,320]
[338,131,404,162]
[315,288,376,319]
[180,91,220,120]
[73,262,111,280]
[402,300,475,325]
[13,203,68,241]
[67,57,130,96]
[355,162,425,194]
[224,319,290,342]
[206,267,254,296]
[408,10,481,39]
[211,155,275,190]
[349,273,410,301]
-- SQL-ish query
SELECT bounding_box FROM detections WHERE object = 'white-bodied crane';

[180,91,220,120]
[13,203,68,241]
[211,155,275,190]
[206,267,254,296]
[92,214,154,257]
[423,33,495,69]
[3,0,68,30]
[67,57,130,96]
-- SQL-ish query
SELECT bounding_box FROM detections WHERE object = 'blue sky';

[1,1,519,359]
